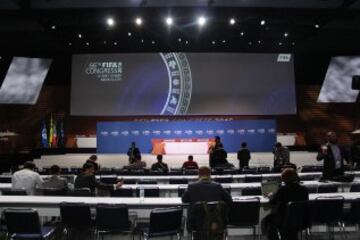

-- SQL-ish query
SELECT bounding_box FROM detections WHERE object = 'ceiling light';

[197,16,206,26]
[240,32,244,36]
[258,40,261,44]
[260,20,266,26]
[68,42,72,46]
[86,42,89,46]
[78,33,82,39]
[248,41,252,45]
[103,41,107,44]
[279,42,283,46]
[222,40,226,43]
[152,40,155,44]
[51,25,56,30]
[114,42,118,45]
[141,39,144,43]
[178,38,182,42]
[229,18,236,25]
[315,24,320,28]
[107,18,115,27]
[135,17,143,26]
[292,42,295,46]
[165,17,173,26]
[284,32,289,37]
[128,32,132,37]
[212,40,216,45]
[185,40,189,44]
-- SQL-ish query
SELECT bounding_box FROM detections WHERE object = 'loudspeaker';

[352,76,360,90]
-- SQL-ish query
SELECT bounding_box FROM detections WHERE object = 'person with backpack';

[182,166,232,239]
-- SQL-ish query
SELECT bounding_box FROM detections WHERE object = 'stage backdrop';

[97,120,276,154]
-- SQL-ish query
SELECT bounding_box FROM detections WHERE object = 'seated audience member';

[317,131,348,180]
[126,155,146,170]
[75,163,122,193]
[262,168,309,240]
[12,161,44,195]
[237,142,251,170]
[182,166,232,229]
[151,155,169,172]
[86,154,100,172]
[182,155,199,169]
[42,165,68,190]
[127,141,141,164]
[273,142,290,172]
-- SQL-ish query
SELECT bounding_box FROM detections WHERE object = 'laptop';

[261,181,279,196]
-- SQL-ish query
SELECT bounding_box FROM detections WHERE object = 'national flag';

[58,119,65,148]
[41,120,48,148]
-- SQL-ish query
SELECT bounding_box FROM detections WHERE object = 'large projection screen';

[71,53,296,116]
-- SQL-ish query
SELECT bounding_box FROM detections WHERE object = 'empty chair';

[244,176,263,183]
[178,187,187,197]
[184,169,198,175]
[241,187,262,196]
[223,186,231,194]
[138,180,157,185]
[2,189,27,195]
[350,184,360,192]
[98,168,112,175]
[214,177,233,184]
[4,208,56,239]
[123,179,137,185]
[60,202,92,234]
[169,179,189,185]
[299,175,317,181]
[257,167,271,174]
[42,187,67,196]
[301,165,323,173]
[227,198,260,239]
[312,197,344,238]
[68,188,93,196]
[305,185,318,194]
[281,201,312,239]
[100,177,118,184]
[136,187,160,197]
[0,176,12,183]
[343,198,360,228]
[96,204,133,239]
[241,168,257,174]
[170,168,183,175]
[317,184,338,193]
[111,188,134,197]
[141,207,183,240]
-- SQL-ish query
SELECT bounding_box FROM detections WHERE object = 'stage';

[33,151,319,169]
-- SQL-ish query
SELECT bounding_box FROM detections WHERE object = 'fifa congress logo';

[160,53,192,115]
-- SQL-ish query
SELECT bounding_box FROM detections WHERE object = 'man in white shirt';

[12,161,43,195]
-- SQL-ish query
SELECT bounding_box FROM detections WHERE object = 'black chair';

[317,184,338,193]
[123,179,137,185]
[2,189,27,195]
[98,168,113,175]
[60,167,70,174]
[244,176,263,183]
[343,198,360,230]
[4,208,56,239]
[96,204,133,240]
[312,197,344,239]
[141,207,183,240]
[301,165,323,173]
[241,168,257,174]
[60,202,93,236]
[350,184,360,192]
[178,187,187,197]
[110,188,134,197]
[214,177,233,183]
[305,185,318,194]
[184,169,198,175]
[241,187,262,196]
[68,188,93,196]
[299,175,318,181]
[227,198,260,239]
[169,179,189,185]
[257,167,271,174]
[0,176,12,183]
[138,180,157,185]
[223,186,231,194]
[100,177,118,184]
[281,201,312,239]
[136,187,160,197]
[189,201,228,240]
[42,187,67,196]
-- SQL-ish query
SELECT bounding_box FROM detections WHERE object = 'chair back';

[244,176,263,183]
[136,187,160,197]
[305,186,318,194]
[96,204,131,231]
[169,179,188,184]
[68,187,93,196]
[241,187,262,196]
[42,187,67,196]
[2,189,27,195]
[312,197,344,224]
[0,176,12,183]
[178,187,187,197]
[148,207,183,237]
[283,201,312,231]
[350,184,360,192]
[257,167,271,174]
[317,185,338,193]
[110,188,134,197]
[60,202,92,229]
[100,177,118,184]
[138,180,157,185]
[214,177,233,183]
[228,198,260,227]
[345,198,360,224]
[4,208,42,234]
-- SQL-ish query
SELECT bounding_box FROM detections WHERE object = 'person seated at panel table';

[261,168,309,240]
[12,161,44,195]
[86,154,100,172]
[182,155,199,170]
[151,155,169,173]
[42,165,68,190]
[127,141,141,164]
[126,154,147,170]
[75,162,123,194]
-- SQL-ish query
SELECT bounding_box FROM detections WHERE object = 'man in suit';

[237,142,251,170]
[151,155,169,172]
[127,141,141,164]
[262,168,309,240]
[42,165,68,190]
[182,166,232,234]
[273,142,290,172]
[317,132,348,180]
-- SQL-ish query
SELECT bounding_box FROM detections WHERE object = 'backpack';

[200,202,227,240]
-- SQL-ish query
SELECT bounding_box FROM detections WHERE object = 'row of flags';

[41,115,65,148]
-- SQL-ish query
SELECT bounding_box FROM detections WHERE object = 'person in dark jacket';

[237,142,251,170]
[85,154,100,172]
[127,142,141,164]
[75,163,122,194]
[317,132,348,180]
[262,168,309,240]
[151,155,169,172]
